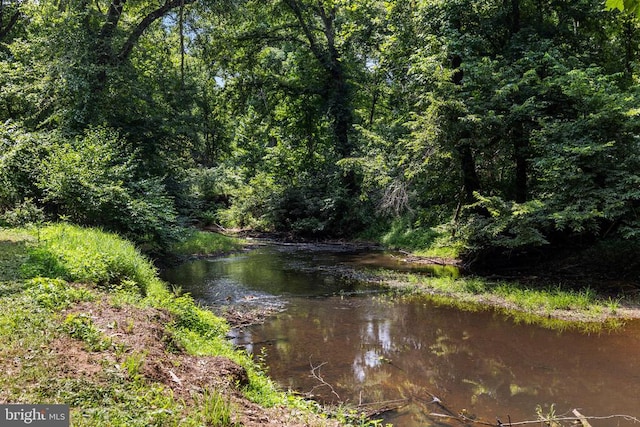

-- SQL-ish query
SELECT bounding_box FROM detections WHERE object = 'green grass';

[0,224,328,426]
[169,229,243,256]
[381,270,623,331]
[20,223,158,294]
[361,219,463,259]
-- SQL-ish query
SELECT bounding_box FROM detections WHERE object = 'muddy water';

[162,244,640,426]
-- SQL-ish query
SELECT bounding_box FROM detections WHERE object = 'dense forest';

[2,0,640,271]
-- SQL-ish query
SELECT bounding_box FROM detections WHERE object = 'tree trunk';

[458,140,481,203]
[513,122,528,203]
[0,0,21,41]
[284,0,354,159]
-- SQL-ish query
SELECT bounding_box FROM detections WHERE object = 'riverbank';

[215,229,640,330]
[355,252,640,330]
[0,225,351,426]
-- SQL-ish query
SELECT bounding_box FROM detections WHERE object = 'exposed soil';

[52,298,338,427]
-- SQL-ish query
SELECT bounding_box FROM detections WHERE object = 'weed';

[199,388,234,426]
[24,277,94,310]
[122,352,146,382]
[62,313,112,352]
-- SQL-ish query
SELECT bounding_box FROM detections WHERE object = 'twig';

[308,360,341,401]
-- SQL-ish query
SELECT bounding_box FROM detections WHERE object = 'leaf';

[606,0,640,16]
[605,0,625,12]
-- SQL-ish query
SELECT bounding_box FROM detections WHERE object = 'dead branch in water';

[308,360,341,402]
[495,413,640,426]
[430,408,640,427]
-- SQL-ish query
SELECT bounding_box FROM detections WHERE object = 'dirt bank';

[53,297,338,427]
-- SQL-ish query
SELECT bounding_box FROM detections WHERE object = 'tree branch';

[0,8,21,40]
[283,0,326,64]
[116,0,196,63]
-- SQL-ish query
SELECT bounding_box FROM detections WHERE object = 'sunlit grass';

[21,223,158,294]
[493,283,597,312]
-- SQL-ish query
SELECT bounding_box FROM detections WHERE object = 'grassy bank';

[359,219,636,330]
[0,224,345,426]
[373,270,627,331]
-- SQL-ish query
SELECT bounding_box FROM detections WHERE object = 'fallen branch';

[572,409,592,427]
[432,410,640,427]
[308,360,341,401]
[499,413,640,426]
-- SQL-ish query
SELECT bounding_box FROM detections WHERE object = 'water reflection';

[162,245,640,426]
[240,296,640,425]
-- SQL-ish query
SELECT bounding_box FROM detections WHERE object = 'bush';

[0,122,50,211]
[36,127,179,250]
[1,198,45,227]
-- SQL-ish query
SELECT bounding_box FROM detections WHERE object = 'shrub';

[36,127,179,250]
[1,198,45,227]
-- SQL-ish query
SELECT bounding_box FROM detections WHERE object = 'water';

[162,244,640,426]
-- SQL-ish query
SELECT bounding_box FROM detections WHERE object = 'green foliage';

[1,198,45,227]
[24,277,94,311]
[164,294,229,341]
[169,229,242,256]
[198,389,234,426]
[0,123,49,211]
[3,0,640,265]
[459,195,550,251]
[62,313,112,352]
[381,218,440,250]
[607,0,640,16]
[38,127,178,249]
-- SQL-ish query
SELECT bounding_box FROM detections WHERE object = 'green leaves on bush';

[37,127,178,250]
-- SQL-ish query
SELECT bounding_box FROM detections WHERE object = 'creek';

[161,242,640,426]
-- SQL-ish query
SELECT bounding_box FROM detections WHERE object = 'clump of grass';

[170,229,242,256]
[62,313,112,352]
[24,277,94,310]
[198,388,234,426]
[493,283,598,313]
[21,224,158,294]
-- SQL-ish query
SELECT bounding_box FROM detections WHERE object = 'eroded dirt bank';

[53,297,338,427]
